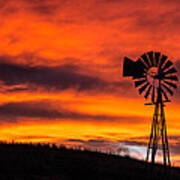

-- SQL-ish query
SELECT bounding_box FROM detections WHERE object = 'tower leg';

[161,126,167,165]
[146,123,153,161]
[164,123,171,166]
[151,114,158,164]
[146,103,159,164]
[146,102,171,166]
[161,103,171,166]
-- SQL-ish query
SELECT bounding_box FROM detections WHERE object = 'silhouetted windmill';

[123,51,178,166]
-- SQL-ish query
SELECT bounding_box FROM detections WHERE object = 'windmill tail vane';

[123,51,178,166]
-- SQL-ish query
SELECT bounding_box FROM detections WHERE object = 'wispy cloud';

[0,101,146,124]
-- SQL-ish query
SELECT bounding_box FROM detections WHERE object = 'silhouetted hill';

[0,142,180,180]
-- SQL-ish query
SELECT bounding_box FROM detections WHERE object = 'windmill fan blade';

[163,68,177,76]
[139,82,150,94]
[164,75,178,81]
[159,55,168,71]
[161,88,169,101]
[148,51,154,66]
[144,85,152,99]
[135,79,147,88]
[163,80,177,89]
[155,52,160,67]
[161,60,173,71]
[141,54,151,67]
[161,83,173,96]
[151,86,155,102]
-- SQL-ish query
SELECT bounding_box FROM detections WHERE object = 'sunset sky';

[0,0,180,165]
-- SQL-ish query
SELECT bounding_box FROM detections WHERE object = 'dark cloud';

[171,143,180,155]
[97,0,123,3]
[65,138,131,156]
[30,4,58,15]
[0,0,21,16]
[0,54,136,96]
[119,140,146,147]
[15,135,55,140]
[0,101,145,123]
[87,139,109,144]
[25,0,69,17]
[0,0,61,16]
[66,138,113,147]
[66,138,112,147]
[167,135,180,156]
[66,135,180,162]
[169,135,180,141]
[66,139,85,143]
[6,87,30,93]
[0,102,61,121]
[34,7,55,15]
[104,132,131,137]
[0,61,107,92]
[117,136,148,148]
[131,4,180,33]
[174,60,180,74]
[118,135,180,159]
[171,60,180,99]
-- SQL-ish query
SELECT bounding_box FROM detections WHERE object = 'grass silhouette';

[0,142,180,179]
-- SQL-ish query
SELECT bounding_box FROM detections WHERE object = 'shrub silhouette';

[0,142,179,180]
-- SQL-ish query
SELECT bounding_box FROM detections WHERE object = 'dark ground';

[0,142,180,180]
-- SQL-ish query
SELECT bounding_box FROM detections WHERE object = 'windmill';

[123,51,178,166]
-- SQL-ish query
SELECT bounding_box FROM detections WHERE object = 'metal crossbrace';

[146,101,171,166]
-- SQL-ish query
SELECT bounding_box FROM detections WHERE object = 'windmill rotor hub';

[146,67,159,88]
[147,67,158,78]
